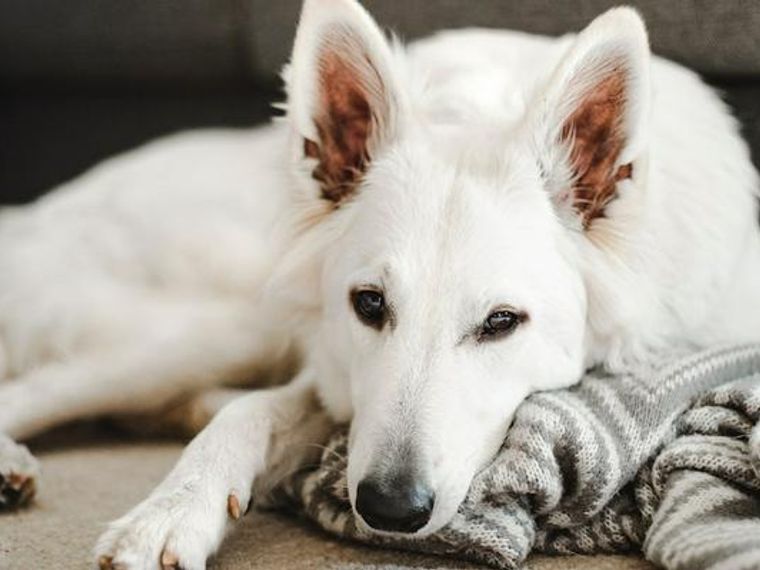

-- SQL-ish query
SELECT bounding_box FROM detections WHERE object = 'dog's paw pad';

[0,440,40,511]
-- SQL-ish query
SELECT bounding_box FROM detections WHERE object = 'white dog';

[0,0,758,568]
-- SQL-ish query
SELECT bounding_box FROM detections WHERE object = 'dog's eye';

[479,308,524,341]
[351,289,386,329]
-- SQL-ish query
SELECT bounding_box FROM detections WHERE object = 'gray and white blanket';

[275,345,760,569]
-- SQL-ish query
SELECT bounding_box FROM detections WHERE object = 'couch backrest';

[2,0,759,87]
[0,0,251,84]
[253,0,760,81]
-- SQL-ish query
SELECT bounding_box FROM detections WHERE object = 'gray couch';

[1,1,758,204]
[0,2,758,569]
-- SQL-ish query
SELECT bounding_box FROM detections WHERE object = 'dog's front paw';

[94,484,247,570]
[0,436,40,510]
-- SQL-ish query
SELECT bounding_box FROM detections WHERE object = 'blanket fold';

[275,345,760,569]
[643,376,760,569]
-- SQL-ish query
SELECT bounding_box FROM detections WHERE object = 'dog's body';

[1,1,759,567]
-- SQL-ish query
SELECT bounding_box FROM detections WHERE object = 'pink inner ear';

[308,47,375,203]
[562,67,633,229]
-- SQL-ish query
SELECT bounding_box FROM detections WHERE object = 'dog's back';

[0,126,294,381]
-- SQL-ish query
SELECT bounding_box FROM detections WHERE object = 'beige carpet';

[0,425,654,570]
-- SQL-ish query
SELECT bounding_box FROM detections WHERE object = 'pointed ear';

[286,0,405,204]
[534,8,650,230]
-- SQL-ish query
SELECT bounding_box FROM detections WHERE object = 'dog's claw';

[161,549,180,569]
[227,493,241,520]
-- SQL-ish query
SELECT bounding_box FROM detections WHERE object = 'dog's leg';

[0,384,245,511]
[0,332,277,442]
[95,372,334,570]
[111,387,252,439]
[0,315,288,511]
[0,432,40,510]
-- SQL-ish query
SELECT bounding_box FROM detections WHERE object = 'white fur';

[0,1,756,568]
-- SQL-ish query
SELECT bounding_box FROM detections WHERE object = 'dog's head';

[279,0,649,536]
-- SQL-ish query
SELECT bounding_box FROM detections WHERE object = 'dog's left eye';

[351,288,386,329]
[479,308,524,341]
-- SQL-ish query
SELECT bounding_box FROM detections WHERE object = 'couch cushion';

[2,83,756,207]
[725,82,760,171]
[0,87,278,204]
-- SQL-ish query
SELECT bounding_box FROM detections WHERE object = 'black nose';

[355,475,435,533]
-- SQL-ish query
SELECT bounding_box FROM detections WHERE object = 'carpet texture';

[0,424,652,569]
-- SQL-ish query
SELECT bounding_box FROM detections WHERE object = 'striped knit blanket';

[277,345,760,569]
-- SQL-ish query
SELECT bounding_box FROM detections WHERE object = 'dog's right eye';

[351,289,386,329]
